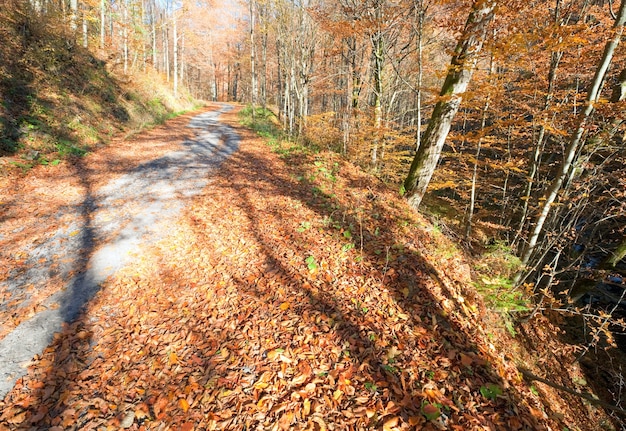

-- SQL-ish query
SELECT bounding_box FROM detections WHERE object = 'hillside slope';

[0,6,195,170]
[0,106,619,430]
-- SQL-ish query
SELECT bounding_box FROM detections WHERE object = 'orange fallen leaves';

[0,110,578,431]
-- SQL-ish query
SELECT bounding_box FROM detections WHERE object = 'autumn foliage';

[0,108,615,429]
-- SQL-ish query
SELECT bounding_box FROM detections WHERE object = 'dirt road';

[0,104,239,397]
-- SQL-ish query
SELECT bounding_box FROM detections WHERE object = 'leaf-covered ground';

[0,106,615,430]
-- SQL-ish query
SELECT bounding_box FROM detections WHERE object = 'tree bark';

[173,9,178,97]
[81,1,87,48]
[371,27,384,168]
[250,0,258,116]
[403,0,497,210]
[100,0,105,48]
[70,0,78,33]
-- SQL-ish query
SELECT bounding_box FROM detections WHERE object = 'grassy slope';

[0,7,197,172]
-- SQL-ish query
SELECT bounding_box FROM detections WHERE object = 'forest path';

[0,104,239,397]
[0,104,601,430]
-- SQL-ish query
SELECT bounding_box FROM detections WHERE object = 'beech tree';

[403,0,497,210]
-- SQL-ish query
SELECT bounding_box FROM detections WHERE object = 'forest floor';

[0,104,618,430]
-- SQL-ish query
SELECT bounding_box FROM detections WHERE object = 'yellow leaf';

[311,416,327,431]
[303,399,311,417]
[291,374,308,386]
[333,389,343,401]
[383,416,399,431]
[69,230,80,237]
[169,351,179,365]
[220,348,230,360]
[179,398,190,412]
[279,302,290,311]
[387,346,401,360]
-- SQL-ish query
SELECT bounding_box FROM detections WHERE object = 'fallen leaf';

[179,398,190,412]
[460,353,473,367]
[119,411,135,428]
[383,416,399,431]
[421,402,441,421]
[180,422,194,431]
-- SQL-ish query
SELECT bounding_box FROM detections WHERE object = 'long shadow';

[0,113,582,428]
[182,142,551,429]
[0,106,240,427]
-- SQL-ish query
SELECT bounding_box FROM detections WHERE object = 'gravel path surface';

[0,104,239,398]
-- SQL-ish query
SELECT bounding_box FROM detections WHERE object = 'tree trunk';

[371,27,384,168]
[173,11,178,97]
[81,2,87,47]
[520,0,626,267]
[123,0,128,74]
[70,0,78,33]
[250,0,257,116]
[403,0,497,209]
[415,0,424,153]
[165,22,170,81]
[100,0,105,48]
[180,29,185,89]
[151,0,157,69]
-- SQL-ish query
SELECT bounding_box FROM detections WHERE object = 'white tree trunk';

[82,2,88,47]
[100,0,105,49]
[250,0,258,113]
[173,11,178,97]
[70,0,78,32]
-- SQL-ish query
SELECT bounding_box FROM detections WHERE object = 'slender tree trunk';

[141,0,146,71]
[150,1,156,69]
[466,54,495,239]
[70,0,78,33]
[123,0,128,74]
[109,0,114,48]
[180,30,185,88]
[262,27,268,108]
[165,24,170,82]
[403,0,497,209]
[173,8,178,97]
[250,0,257,116]
[81,2,87,47]
[371,27,384,168]
[100,0,105,48]
[415,0,424,153]
[520,0,626,267]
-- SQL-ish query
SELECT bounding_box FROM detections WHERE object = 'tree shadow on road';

[0,111,584,429]
[0,106,240,428]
